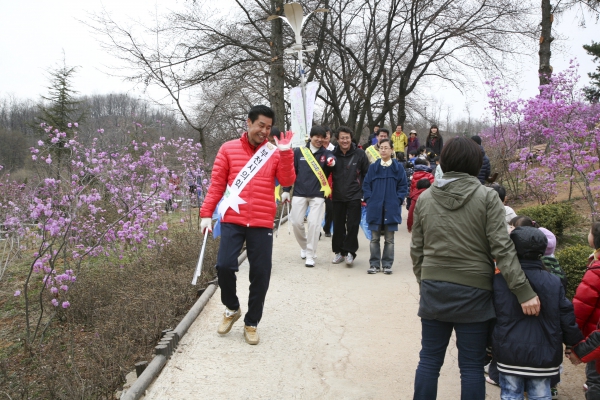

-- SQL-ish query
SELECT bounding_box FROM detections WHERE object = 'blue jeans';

[499,374,551,400]
[414,318,489,400]
[369,229,394,268]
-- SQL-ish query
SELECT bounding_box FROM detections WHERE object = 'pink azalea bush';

[481,62,600,217]
[1,122,206,344]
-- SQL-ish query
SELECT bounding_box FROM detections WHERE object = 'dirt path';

[144,209,586,399]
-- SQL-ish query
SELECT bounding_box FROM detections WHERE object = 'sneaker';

[584,383,589,391]
[305,257,315,268]
[345,254,354,265]
[244,325,259,345]
[324,232,331,237]
[217,307,241,334]
[551,387,558,400]
[485,376,498,386]
[367,266,379,274]
[332,253,344,264]
[300,249,306,259]
[383,267,392,274]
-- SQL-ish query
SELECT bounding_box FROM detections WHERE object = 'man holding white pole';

[199,105,295,345]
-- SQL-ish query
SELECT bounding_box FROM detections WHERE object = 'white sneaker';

[305,257,315,268]
[332,253,344,264]
[345,254,354,265]
[300,249,306,259]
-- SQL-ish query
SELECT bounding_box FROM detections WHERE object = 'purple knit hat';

[539,227,556,256]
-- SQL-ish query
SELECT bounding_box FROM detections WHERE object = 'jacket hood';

[510,226,548,260]
[429,172,481,210]
[414,164,431,172]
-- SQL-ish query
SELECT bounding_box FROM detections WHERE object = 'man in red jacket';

[199,105,295,345]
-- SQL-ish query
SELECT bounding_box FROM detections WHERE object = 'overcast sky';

[0,1,597,123]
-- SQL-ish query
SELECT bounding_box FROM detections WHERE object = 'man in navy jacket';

[282,126,336,268]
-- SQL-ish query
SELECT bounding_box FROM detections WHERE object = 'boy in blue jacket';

[362,139,408,274]
[492,226,583,399]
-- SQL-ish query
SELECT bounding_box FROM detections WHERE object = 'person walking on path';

[406,158,434,212]
[282,126,336,268]
[362,139,408,275]
[569,222,600,398]
[366,128,396,164]
[322,128,335,237]
[330,126,370,266]
[425,125,443,157]
[411,136,540,399]
[406,129,420,156]
[491,226,582,399]
[471,135,491,185]
[199,105,296,345]
[407,178,430,233]
[391,125,408,159]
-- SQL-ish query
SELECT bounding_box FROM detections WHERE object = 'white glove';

[274,130,294,151]
[327,157,335,167]
[281,192,290,203]
[200,217,212,234]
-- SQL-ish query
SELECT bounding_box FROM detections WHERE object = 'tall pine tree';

[38,60,84,176]
[584,41,600,103]
[38,61,83,134]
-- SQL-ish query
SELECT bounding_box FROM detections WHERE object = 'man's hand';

[281,192,290,203]
[274,130,294,151]
[521,296,541,316]
[327,157,335,167]
[200,217,212,234]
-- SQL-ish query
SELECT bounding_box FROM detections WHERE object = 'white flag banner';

[290,82,320,148]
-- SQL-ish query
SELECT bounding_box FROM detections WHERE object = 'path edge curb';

[121,215,288,400]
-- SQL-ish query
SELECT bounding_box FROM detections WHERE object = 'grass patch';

[0,221,219,399]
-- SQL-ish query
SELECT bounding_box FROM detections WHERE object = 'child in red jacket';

[567,222,600,398]
[406,158,434,211]
[407,179,431,233]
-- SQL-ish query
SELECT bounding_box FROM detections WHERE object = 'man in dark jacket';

[330,126,370,265]
[492,226,583,398]
[471,135,491,184]
[282,126,336,268]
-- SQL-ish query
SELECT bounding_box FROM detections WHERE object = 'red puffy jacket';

[573,255,600,338]
[407,187,427,232]
[200,133,295,228]
[410,170,434,194]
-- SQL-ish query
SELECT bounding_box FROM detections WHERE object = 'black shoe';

[383,267,392,275]
[368,266,380,274]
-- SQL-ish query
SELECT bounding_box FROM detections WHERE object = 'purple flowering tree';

[2,123,206,347]
[481,62,600,217]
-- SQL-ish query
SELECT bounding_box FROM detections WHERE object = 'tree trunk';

[269,0,286,130]
[539,0,554,87]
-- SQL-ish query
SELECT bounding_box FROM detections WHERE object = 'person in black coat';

[330,126,370,265]
[491,226,583,399]
[425,125,443,157]
[471,135,491,184]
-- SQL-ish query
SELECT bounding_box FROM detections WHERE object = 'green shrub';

[556,244,592,299]
[516,202,581,236]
